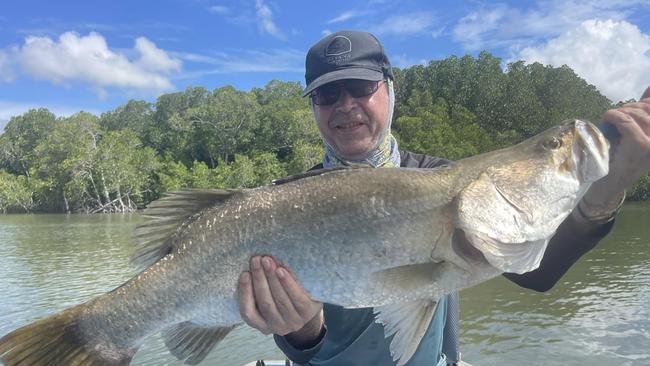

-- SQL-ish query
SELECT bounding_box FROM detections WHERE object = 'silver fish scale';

[216,168,452,302]
[157,168,456,322]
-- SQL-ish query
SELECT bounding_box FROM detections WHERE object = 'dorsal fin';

[131,189,238,271]
[272,164,372,185]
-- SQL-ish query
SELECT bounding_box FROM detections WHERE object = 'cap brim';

[302,68,384,97]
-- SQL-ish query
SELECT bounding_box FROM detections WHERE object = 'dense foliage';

[0,53,647,213]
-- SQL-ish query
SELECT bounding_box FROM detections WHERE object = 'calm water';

[0,205,648,365]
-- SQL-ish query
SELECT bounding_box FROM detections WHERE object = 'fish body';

[0,119,610,366]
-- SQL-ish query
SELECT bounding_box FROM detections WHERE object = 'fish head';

[505,118,609,184]
[454,119,610,274]
[526,118,609,185]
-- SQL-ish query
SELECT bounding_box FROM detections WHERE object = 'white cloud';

[176,48,303,77]
[7,31,181,96]
[209,5,229,14]
[452,0,647,51]
[453,5,513,50]
[80,23,117,32]
[133,37,181,73]
[516,19,650,102]
[0,50,15,82]
[374,12,437,36]
[255,0,286,40]
[327,11,360,24]
[430,27,445,39]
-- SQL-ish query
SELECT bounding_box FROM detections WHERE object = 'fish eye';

[543,137,563,150]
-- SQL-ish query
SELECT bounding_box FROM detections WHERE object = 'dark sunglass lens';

[313,84,341,105]
[312,80,380,105]
[346,80,379,97]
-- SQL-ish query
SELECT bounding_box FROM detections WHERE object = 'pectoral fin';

[372,262,441,294]
[374,300,438,366]
[369,261,469,306]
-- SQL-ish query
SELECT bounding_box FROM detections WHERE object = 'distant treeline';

[1,52,647,213]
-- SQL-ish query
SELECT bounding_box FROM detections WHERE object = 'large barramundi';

[0,119,610,366]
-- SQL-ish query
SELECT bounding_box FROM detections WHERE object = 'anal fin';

[162,321,234,365]
[374,300,439,366]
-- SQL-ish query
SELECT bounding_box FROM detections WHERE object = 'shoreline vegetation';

[1,52,648,213]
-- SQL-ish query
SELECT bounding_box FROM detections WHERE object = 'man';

[238,30,650,365]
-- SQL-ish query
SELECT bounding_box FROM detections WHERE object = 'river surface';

[0,204,648,365]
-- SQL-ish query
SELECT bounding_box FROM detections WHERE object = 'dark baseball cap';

[303,30,394,97]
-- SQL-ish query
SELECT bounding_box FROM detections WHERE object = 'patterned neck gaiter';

[320,79,400,168]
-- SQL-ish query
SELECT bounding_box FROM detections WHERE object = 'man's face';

[312,80,389,160]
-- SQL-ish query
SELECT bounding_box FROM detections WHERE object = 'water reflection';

[1,214,140,331]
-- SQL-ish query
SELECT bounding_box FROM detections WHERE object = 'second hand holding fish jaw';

[581,87,650,226]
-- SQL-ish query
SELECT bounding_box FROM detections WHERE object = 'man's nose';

[334,88,358,111]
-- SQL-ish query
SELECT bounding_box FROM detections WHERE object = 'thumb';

[642,85,650,100]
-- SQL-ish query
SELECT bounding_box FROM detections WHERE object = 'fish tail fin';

[0,303,137,366]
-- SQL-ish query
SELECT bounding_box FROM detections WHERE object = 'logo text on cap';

[325,36,352,65]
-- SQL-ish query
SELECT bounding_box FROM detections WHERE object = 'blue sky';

[1,0,649,130]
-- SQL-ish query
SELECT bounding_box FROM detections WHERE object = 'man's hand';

[579,86,650,222]
[238,255,324,347]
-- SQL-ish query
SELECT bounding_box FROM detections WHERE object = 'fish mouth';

[573,119,609,183]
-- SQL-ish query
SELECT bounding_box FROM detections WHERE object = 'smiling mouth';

[336,121,364,129]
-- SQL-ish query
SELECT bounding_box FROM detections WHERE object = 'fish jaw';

[574,119,610,184]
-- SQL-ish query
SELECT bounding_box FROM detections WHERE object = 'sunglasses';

[310,79,384,106]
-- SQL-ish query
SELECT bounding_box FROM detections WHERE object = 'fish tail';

[0,303,138,366]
